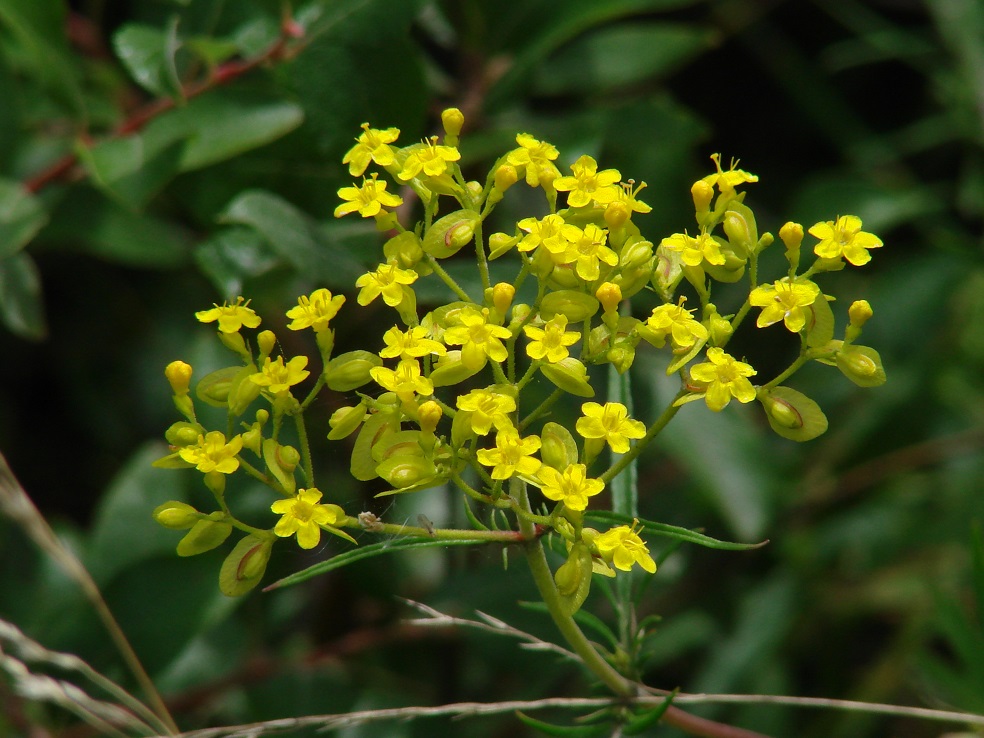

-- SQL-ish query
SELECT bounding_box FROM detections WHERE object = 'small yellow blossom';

[195,297,261,333]
[456,388,516,435]
[701,153,758,194]
[165,360,193,396]
[524,315,581,363]
[379,326,447,360]
[575,402,646,454]
[271,487,345,550]
[250,356,310,394]
[341,123,400,177]
[286,289,346,332]
[553,154,621,208]
[749,279,821,332]
[505,133,561,187]
[610,181,652,215]
[476,429,542,480]
[559,223,618,281]
[178,431,242,474]
[443,308,512,370]
[370,359,434,402]
[660,231,725,268]
[517,214,568,253]
[808,215,883,266]
[398,137,461,181]
[334,174,404,218]
[594,524,656,573]
[689,347,757,411]
[537,463,604,512]
[642,302,709,351]
[355,263,418,307]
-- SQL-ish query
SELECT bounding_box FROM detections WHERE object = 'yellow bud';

[492,282,516,316]
[848,300,873,327]
[165,360,193,396]
[779,221,804,251]
[691,179,714,212]
[165,421,202,447]
[595,282,622,314]
[604,200,630,230]
[494,164,518,192]
[417,400,443,433]
[441,107,464,139]
[257,330,277,357]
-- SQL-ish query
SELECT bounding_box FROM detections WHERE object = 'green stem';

[425,253,473,303]
[342,516,529,542]
[600,390,686,486]
[520,388,565,431]
[293,413,314,487]
[474,218,492,294]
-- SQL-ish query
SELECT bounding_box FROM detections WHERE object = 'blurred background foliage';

[0,0,982,736]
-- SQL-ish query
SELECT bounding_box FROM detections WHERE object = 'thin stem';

[425,253,473,303]
[600,390,686,486]
[474,218,492,294]
[520,388,565,431]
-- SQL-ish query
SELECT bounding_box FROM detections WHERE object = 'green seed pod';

[263,438,296,494]
[195,366,242,407]
[219,535,273,597]
[539,290,600,323]
[328,403,368,440]
[423,209,481,259]
[554,542,594,615]
[165,422,203,447]
[836,345,886,387]
[376,455,436,490]
[176,513,232,557]
[540,422,579,471]
[325,351,383,392]
[372,430,425,463]
[540,358,595,398]
[722,202,758,258]
[757,386,828,441]
[430,350,482,386]
[351,412,398,481]
[651,245,684,302]
[383,231,425,269]
[227,365,262,416]
[153,501,199,529]
[805,295,835,348]
[618,237,654,270]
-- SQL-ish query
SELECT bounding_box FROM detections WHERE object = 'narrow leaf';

[586,510,768,550]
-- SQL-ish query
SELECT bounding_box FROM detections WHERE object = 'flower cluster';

[153,111,884,608]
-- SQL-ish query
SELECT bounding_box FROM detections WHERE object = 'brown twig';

[23,15,305,195]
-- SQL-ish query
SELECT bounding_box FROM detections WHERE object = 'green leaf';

[0,178,48,259]
[516,711,610,737]
[533,23,715,96]
[112,23,183,98]
[193,227,281,296]
[0,251,45,340]
[141,92,304,172]
[624,692,676,735]
[219,190,372,288]
[265,537,486,590]
[586,511,768,550]
[77,134,189,210]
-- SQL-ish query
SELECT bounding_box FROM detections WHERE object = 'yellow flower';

[443,307,511,370]
[165,360,193,396]
[505,133,560,187]
[178,431,242,474]
[517,214,568,253]
[250,356,310,394]
[398,137,461,181]
[594,524,656,573]
[553,154,621,208]
[370,359,433,402]
[749,279,821,332]
[456,388,516,435]
[559,223,618,281]
[195,297,261,333]
[379,325,447,360]
[524,315,581,363]
[688,347,757,411]
[808,215,883,266]
[476,429,542,480]
[355,263,418,307]
[271,487,345,550]
[286,289,346,332]
[642,302,708,351]
[537,463,604,512]
[575,402,646,454]
[341,122,400,176]
[334,174,404,218]
[659,231,724,268]
[701,153,758,194]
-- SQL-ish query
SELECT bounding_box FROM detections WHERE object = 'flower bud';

[196,366,242,407]
[595,282,622,314]
[779,221,804,251]
[153,501,199,529]
[492,282,515,317]
[417,400,443,434]
[603,200,630,231]
[691,179,714,212]
[722,204,757,257]
[848,299,873,328]
[618,238,654,270]
[441,107,464,143]
[494,164,518,192]
[836,345,886,387]
[540,422,578,471]
[257,330,277,358]
[165,360,193,396]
